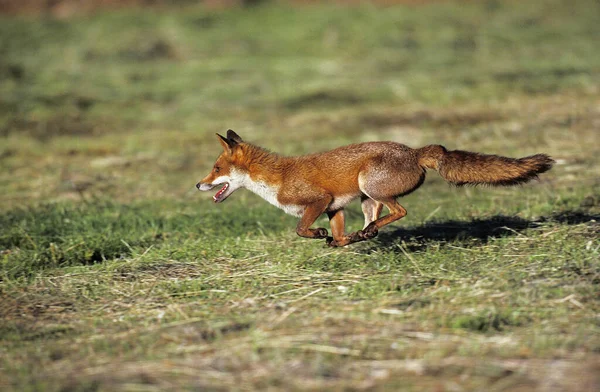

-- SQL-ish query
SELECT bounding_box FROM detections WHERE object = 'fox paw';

[326,237,339,247]
[313,228,329,238]
[360,225,379,239]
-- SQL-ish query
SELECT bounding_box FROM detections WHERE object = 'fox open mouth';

[213,183,230,203]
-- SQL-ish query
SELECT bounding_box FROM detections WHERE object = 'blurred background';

[1,0,598,208]
[1,1,599,391]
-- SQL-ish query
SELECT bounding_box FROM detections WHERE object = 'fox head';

[196,129,246,203]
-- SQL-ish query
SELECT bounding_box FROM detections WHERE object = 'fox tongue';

[213,183,229,202]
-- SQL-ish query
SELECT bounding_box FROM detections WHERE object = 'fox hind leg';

[339,197,406,245]
[325,198,386,247]
[326,208,375,247]
[325,197,406,247]
[361,196,383,229]
[353,164,416,240]
[361,197,407,236]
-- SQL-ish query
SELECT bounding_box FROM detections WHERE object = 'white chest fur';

[238,173,304,217]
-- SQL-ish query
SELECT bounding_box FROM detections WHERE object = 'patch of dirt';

[0,293,76,322]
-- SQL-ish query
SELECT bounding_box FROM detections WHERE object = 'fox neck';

[234,145,303,217]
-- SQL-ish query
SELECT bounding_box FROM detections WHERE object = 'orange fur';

[197,130,554,247]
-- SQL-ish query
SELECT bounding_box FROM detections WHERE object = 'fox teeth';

[213,183,229,202]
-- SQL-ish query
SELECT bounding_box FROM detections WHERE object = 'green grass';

[1,0,600,390]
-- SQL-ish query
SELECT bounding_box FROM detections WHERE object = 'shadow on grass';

[365,210,599,252]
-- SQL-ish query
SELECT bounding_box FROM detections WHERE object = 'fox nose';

[196,182,202,190]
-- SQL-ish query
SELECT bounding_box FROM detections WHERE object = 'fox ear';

[226,129,243,143]
[216,133,238,153]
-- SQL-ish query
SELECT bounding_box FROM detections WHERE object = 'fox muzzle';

[196,182,215,191]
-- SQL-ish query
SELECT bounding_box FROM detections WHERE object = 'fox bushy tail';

[418,145,554,186]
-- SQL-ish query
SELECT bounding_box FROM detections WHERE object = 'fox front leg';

[326,209,350,247]
[295,197,331,239]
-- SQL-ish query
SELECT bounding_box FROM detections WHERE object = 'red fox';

[197,130,554,247]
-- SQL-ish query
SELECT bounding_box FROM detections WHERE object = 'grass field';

[1,0,599,390]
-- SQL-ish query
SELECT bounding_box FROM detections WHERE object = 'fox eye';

[214,166,220,173]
